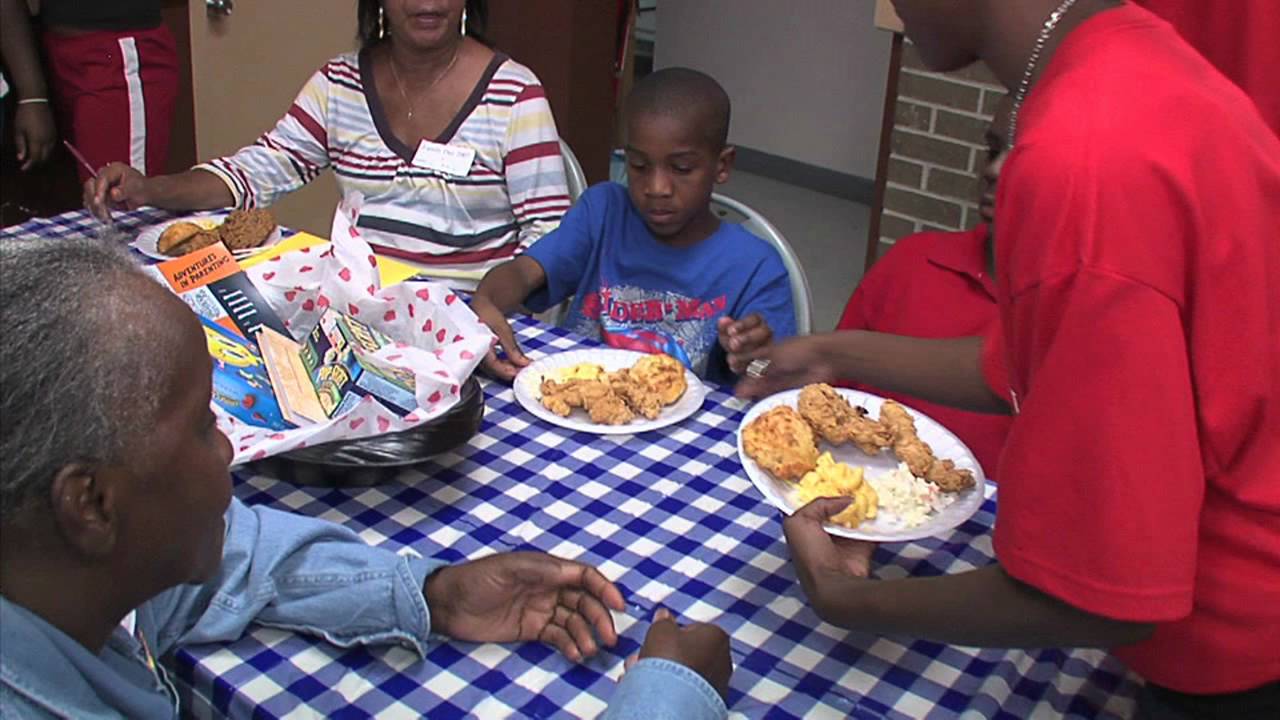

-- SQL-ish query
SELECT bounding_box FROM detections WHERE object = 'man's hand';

[13,102,56,171]
[472,296,530,382]
[624,608,732,701]
[783,497,877,626]
[83,162,149,221]
[733,334,837,399]
[424,552,624,662]
[718,314,773,375]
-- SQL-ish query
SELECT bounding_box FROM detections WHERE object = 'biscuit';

[157,221,204,256]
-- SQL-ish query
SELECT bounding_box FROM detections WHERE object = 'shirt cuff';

[193,162,245,209]
[603,658,728,720]
[406,555,451,641]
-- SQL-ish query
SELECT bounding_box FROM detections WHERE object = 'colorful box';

[299,308,417,417]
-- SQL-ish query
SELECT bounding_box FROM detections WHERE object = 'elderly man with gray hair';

[0,238,732,719]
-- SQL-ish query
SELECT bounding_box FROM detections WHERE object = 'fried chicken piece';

[797,383,892,454]
[539,377,575,416]
[586,392,635,425]
[742,406,820,482]
[797,383,852,443]
[846,408,895,456]
[539,377,638,425]
[606,370,663,419]
[539,354,686,426]
[217,208,276,251]
[880,399,934,476]
[925,458,976,492]
[879,400,975,492]
[893,435,937,478]
[877,399,918,437]
[630,353,687,405]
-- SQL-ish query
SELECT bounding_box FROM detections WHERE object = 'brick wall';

[877,41,1007,257]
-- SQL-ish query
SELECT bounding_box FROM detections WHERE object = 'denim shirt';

[0,498,726,720]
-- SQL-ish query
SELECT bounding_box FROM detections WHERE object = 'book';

[257,326,328,426]
[147,242,290,341]
[257,308,418,425]
[200,316,292,430]
[239,232,424,287]
[299,308,417,417]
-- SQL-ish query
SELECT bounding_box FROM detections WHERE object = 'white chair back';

[560,139,589,201]
[709,192,814,335]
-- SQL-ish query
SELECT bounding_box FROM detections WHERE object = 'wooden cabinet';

[875,0,904,33]
[487,0,625,184]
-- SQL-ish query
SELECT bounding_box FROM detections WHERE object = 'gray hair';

[0,238,167,523]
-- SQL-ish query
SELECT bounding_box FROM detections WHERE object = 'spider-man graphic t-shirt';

[523,183,795,384]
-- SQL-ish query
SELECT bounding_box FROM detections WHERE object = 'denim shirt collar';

[0,596,176,719]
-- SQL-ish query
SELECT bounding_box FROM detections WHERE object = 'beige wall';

[188,0,356,235]
[654,0,892,179]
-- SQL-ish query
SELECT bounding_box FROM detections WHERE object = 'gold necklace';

[388,43,461,121]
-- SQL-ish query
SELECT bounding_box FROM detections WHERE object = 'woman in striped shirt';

[84,0,570,278]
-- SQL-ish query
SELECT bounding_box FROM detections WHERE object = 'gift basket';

[155,196,493,475]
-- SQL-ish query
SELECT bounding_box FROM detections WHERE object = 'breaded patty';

[742,406,820,482]
[630,353,687,405]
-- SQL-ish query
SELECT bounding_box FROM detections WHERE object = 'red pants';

[43,25,179,180]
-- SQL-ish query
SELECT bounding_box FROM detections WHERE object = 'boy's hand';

[624,608,733,701]
[783,497,877,626]
[718,314,773,374]
[472,297,530,382]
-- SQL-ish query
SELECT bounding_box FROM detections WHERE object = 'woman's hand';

[732,334,838,399]
[83,162,150,221]
[783,497,877,626]
[424,552,625,662]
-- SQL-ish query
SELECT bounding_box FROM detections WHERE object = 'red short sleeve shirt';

[837,226,1012,477]
[991,4,1280,693]
[1132,0,1280,136]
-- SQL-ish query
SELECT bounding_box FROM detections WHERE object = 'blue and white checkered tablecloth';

[3,211,1142,719]
[0,205,175,245]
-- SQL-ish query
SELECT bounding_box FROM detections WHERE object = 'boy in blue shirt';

[474,68,795,385]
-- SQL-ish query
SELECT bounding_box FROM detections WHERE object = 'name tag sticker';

[411,140,475,176]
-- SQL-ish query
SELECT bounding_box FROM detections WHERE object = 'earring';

[378,5,386,38]
[461,6,468,37]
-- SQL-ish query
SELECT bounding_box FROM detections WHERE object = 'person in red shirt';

[38,0,179,179]
[1131,0,1279,136]
[734,1,1280,717]
[834,97,1014,479]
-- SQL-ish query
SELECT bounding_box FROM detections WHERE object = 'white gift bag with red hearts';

[219,226,493,466]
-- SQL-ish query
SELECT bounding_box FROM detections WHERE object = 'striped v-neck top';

[197,50,570,273]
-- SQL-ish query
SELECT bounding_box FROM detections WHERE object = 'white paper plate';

[737,387,986,541]
[132,212,283,261]
[514,348,708,435]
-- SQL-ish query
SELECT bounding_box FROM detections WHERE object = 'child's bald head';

[626,67,731,151]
